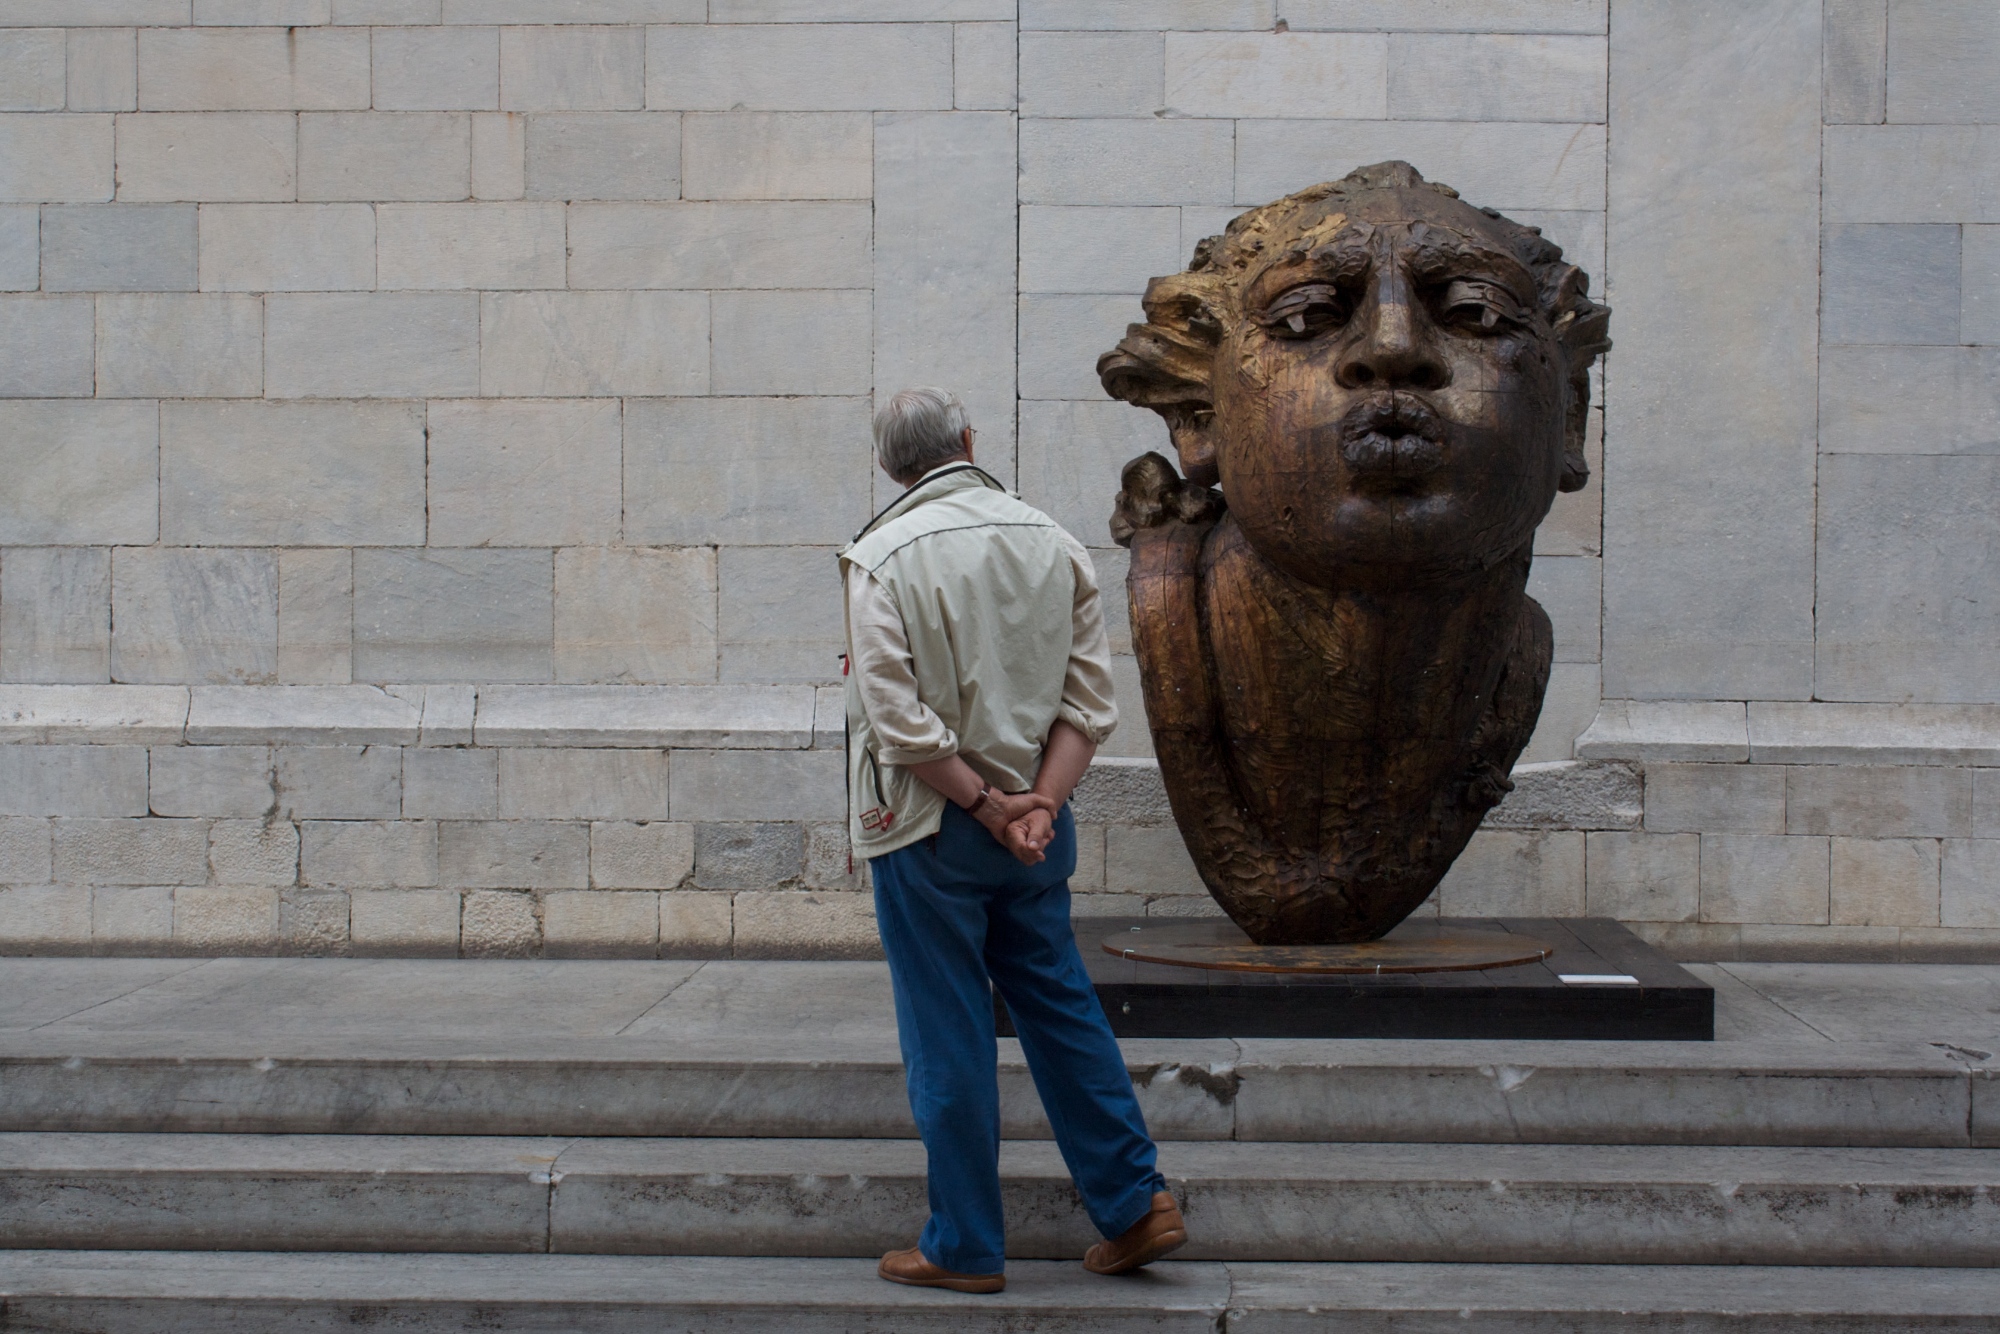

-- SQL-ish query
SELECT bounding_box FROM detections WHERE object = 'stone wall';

[0,0,1993,959]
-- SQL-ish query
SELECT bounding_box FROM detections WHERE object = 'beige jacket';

[840,463,1117,857]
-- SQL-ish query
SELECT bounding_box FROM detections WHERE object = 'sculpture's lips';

[1338,392,1446,493]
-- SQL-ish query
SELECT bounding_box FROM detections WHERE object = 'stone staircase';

[4,956,2000,1329]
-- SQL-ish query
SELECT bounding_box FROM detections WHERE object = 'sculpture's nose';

[1336,265,1451,392]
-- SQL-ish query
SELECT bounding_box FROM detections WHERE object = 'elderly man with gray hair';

[843,387,1188,1293]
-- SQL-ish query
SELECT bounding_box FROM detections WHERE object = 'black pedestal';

[999,916,1713,1041]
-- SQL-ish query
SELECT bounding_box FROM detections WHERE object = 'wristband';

[963,784,993,817]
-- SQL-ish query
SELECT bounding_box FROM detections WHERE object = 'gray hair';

[872,387,971,482]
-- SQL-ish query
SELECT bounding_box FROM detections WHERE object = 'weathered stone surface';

[150,745,273,818]
[460,888,540,956]
[678,111,869,202]
[1822,224,1963,347]
[523,111,677,200]
[186,686,418,746]
[0,29,65,110]
[1831,837,1940,928]
[0,295,92,396]
[1824,0,1886,124]
[137,26,367,110]
[1700,834,1830,925]
[1787,766,1972,839]
[1483,760,1640,831]
[0,885,90,945]
[55,817,209,886]
[1749,703,2000,767]
[481,291,707,397]
[116,111,294,201]
[717,546,841,684]
[1942,839,2000,928]
[1237,121,1604,213]
[500,24,641,111]
[671,750,843,822]
[591,821,692,890]
[567,200,870,288]
[0,816,51,884]
[544,890,658,957]
[1019,206,1181,297]
[1018,294,1145,402]
[298,111,469,201]
[174,885,280,950]
[276,549,352,686]
[1818,455,2000,703]
[0,205,35,289]
[1602,0,1819,700]
[1071,758,1173,826]
[874,112,1017,466]
[955,22,1015,111]
[811,686,843,750]
[1585,830,1698,922]
[41,203,194,291]
[197,203,375,291]
[350,888,459,953]
[91,885,172,945]
[97,294,260,398]
[692,822,801,890]
[1436,830,1586,917]
[659,889,731,955]
[371,25,497,111]
[444,0,701,18]
[376,203,565,289]
[1645,762,1787,836]
[1105,824,1204,896]
[0,745,148,817]
[802,820,863,890]
[302,819,437,888]
[209,819,297,887]
[65,28,137,112]
[1,549,111,684]
[1019,32,1162,118]
[474,685,813,748]
[1282,1,1603,31]
[732,889,878,958]
[111,549,277,686]
[426,399,619,547]
[352,549,553,684]
[470,111,523,199]
[162,402,423,547]
[1885,0,2000,123]
[0,688,185,745]
[624,397,871,545]
[1167,31,1386,119]
[554,547,715,685]
[710,290,871,396]
[498,749,670,822]
[1576,701,1749,763]
[441,821,587,890]
[1020,119,1233,207]
[1387,33,1604,122]
[401,748,495,821]
[646,23,948,111]
[274,745,401,821]
[266,293,478,398]
[283,885,351,953]
[0,113,111,201]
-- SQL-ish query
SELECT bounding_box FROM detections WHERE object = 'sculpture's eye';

[1438,279,1530,335]
[1260,283,1350,339]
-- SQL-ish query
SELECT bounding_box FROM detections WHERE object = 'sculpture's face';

[1212,188,1568,586]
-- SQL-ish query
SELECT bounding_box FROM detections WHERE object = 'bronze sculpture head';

[1099,162,1610,945]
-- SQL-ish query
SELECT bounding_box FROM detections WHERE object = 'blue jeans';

[870,802,1164,1276]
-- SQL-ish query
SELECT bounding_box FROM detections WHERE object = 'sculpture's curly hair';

[1097,161,1612,493]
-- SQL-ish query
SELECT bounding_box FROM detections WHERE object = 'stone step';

[5,1252,2000,1332]
[7,1035,1992,1147]
[8,1133,2000,1266]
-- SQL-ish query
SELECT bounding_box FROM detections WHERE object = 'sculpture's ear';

[1549,269,1610,495]
[1097,272,1227,486]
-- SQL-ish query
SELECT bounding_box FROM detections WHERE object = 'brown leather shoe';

[877,1245,1005,1294]
[1083,1190,1188,1274]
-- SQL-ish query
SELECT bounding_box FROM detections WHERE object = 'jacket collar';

[845,462,1008,548]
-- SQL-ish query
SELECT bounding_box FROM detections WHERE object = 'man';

[843,387,1189,1294]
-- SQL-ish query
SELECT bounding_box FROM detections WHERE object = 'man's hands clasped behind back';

[969,789,1059,866]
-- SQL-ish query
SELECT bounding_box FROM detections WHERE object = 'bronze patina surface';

[1098,161,1612,946]
[1103,919,1554,975]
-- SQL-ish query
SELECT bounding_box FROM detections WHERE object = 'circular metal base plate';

[1102,918,1554,975]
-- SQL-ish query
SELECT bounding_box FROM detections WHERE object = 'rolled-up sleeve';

[845,563,960,766]
[1057,535,1119,745]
